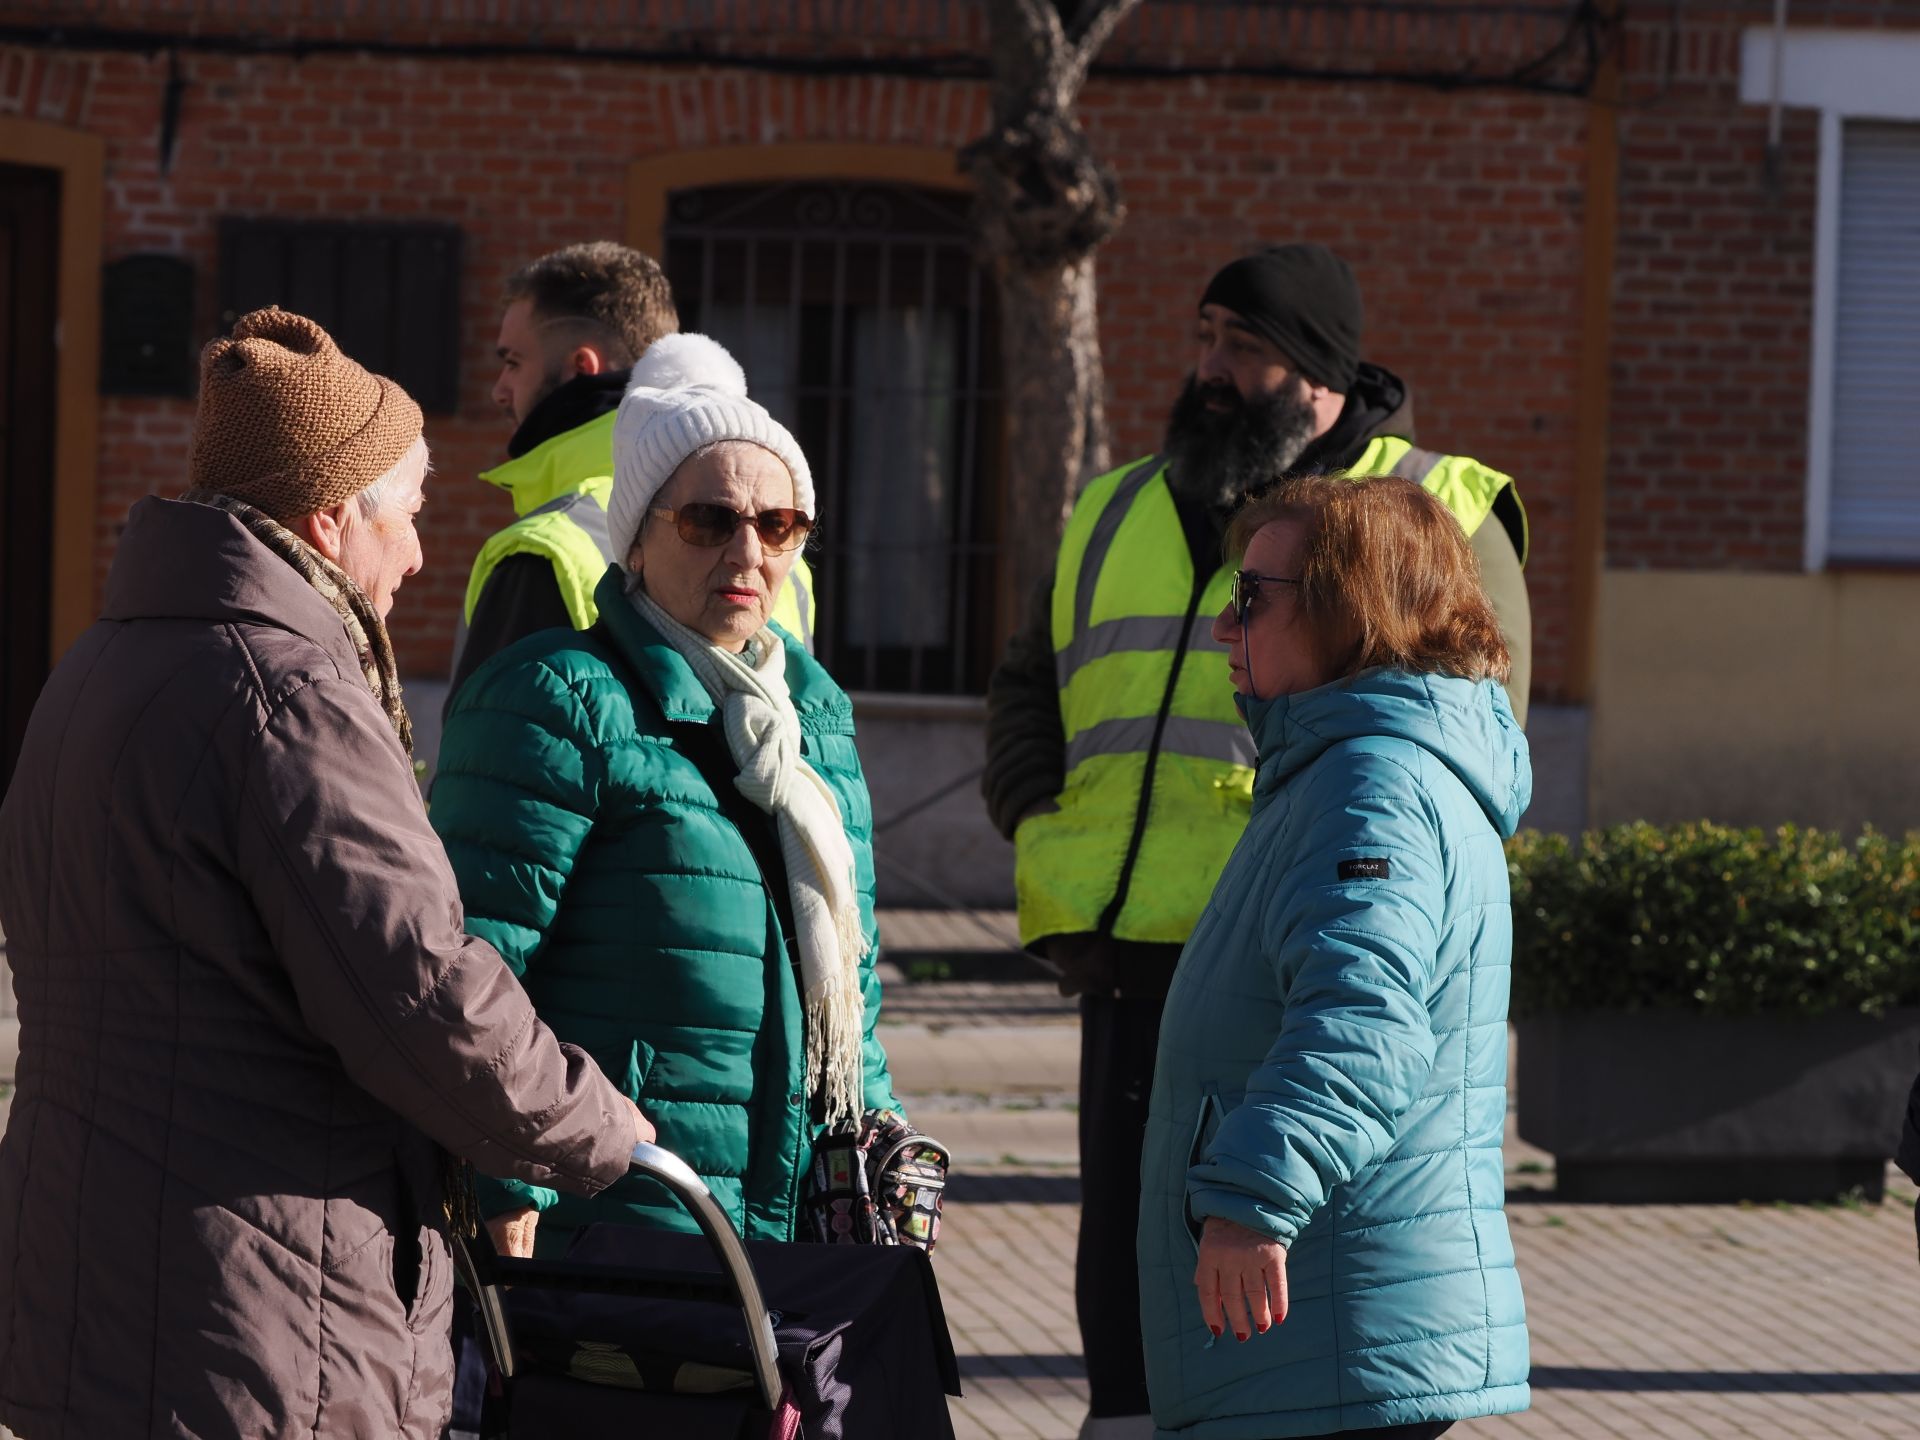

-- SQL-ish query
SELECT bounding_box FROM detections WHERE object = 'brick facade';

[16,1,1908,703]
[66,53,1004,677]
[1606,1,1917,572]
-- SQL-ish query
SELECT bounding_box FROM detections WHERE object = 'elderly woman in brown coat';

[0,310,648,1439]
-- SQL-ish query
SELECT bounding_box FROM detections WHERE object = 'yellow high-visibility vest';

[1013,442,1521,947]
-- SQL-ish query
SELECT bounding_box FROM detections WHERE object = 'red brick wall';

[63,51,998,677]
[1085,79,1588,696]
[31,38,1588,696]
[1604,3,1917,572]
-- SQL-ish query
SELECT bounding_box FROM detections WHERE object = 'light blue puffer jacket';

[1139,669,1532,1439]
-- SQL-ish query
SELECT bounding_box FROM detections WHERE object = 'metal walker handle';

[453,1142,784,1413]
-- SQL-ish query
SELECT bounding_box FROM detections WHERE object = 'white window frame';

[1740,27,1920,571]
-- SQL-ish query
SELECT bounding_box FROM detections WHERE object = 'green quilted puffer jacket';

[431,568,901,1242]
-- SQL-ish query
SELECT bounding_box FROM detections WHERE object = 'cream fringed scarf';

[630,586,869,1130]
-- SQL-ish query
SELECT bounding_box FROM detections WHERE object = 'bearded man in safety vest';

[981,242,1530,1440]
[449,241,817,714]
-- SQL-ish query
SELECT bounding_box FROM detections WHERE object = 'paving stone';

[879,908,1026,955]
[935,1166,1920,1439]
[881,1020,1080,1095]
[10,937,1920,1438]
[876,972,1077,1028]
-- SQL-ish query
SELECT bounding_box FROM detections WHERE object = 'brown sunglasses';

[648,502,813,554]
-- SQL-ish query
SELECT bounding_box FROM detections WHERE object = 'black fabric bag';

[496,1223,962,1440]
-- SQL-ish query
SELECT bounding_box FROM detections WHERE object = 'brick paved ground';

[933,1163,1920,1439]
[7,945,1920,1438]
[878,967,1920,1440]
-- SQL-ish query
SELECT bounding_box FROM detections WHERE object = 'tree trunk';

[966,0,1142,634]
[997,255,1110,610]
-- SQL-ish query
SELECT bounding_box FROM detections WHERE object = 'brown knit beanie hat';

[189,308,423,524]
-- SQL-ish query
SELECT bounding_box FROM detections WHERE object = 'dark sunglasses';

[1232,568,1300,625]
[649,503,813,553]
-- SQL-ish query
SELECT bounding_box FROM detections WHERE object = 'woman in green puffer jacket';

[1140,474,1531,1440]
[431,334,901,1256]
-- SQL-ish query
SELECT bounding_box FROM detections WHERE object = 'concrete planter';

[1515,1008,1920,1203]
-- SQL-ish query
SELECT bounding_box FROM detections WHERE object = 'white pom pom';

[627,332,748,397]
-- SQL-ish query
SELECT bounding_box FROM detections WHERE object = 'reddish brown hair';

[1225,473,1511,686]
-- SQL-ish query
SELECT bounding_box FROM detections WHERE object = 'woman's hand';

[489,1096,649,1262]
[487,1206,539,1259]
[1193,1215,1288,1341]
[627,1097,656,1147]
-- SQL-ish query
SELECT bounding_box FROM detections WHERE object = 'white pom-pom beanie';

[610,333,814,562]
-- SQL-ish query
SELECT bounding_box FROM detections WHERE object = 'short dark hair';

[503,242,679,368]
[1225,472,1511,686]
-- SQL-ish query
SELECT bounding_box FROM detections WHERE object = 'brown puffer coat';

[0,498,635,1439]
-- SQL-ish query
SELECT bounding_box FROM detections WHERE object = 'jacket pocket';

[1182,1084,1224,1255]
[399,1222,449,1335]
[390,1160,448,1333]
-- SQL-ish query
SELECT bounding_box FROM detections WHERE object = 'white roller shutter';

[1829,121,1920,561]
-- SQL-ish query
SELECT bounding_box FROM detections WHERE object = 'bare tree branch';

[965,0,1140,621]
[1061,0,1143,102]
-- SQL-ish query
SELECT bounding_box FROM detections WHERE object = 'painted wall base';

[1591,569,1920,834]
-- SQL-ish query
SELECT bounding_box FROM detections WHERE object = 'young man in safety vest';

[981,242,1530,1440]
[449,242,816,714]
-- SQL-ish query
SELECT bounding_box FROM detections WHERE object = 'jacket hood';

[101,496,364,682]
[1291,361,1415,475]
[1239,667,1531,838]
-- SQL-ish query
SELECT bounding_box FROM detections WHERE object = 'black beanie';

[1199,244,1364,391]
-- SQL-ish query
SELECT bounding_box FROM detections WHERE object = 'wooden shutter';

[217,219,463,415]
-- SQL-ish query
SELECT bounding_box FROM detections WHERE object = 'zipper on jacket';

[1094,568,1208,938]
[676,719,812,1236]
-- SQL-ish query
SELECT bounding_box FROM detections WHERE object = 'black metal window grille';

[666,181,1002,695]
[216,218,463,415]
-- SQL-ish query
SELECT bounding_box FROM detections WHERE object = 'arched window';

[665,181,1002,693]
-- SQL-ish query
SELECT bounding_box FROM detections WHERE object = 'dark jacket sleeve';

[1900,1068,1920,1261]
[236,676,633,1200]
[1898,1068,1920,1187]
[1470,518,1531,729]
[982,575,1066,841]
[445,554,576,718]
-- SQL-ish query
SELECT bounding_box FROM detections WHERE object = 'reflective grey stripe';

[526,490,617,564]
[1073,455,1164,638]
[1055,613,1223,687]
[1388,445,1443,485]
[1065,715,1255,773]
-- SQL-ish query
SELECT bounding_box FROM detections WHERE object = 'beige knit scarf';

[629,584,869,1131]
[185,489,413,757]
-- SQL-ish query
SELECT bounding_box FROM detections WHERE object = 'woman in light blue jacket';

[1139,474,1532,1440]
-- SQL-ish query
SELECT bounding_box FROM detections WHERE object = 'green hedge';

[1506,822,1920,1019]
